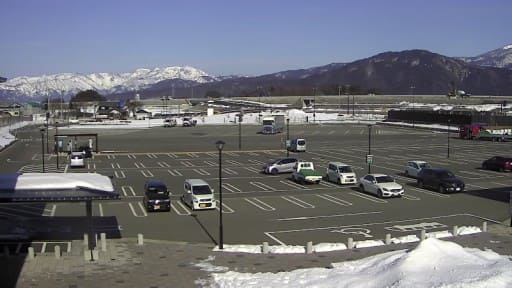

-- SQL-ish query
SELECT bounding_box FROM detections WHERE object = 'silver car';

[262,157,298,174]
[405,161,430,178]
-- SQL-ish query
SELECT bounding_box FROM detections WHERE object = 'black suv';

[417,168,465,193]
[143,179,171,212]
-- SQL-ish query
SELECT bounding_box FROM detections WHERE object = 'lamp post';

[338,85,342,111]
[411,85,415,128]
[367,124,372,174]
[238,112,242,150]
[447,119,450,159]
[313,87,316,123]
[55,122,59,170]
[40,128,45,173]
[352,94,355,117]
[215,140,225,250]
[286,118,290,157]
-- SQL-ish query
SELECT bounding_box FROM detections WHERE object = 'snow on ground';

[202,238,512,288]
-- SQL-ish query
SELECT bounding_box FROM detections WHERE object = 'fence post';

[262,242,269,254]
[137,233,144,246]
[420,230,426,241]
[385,233,391,245]
[347,237,354,249]
[306,241,313,254]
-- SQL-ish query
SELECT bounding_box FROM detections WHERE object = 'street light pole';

[41,128,45,173]
[215,140,225,250]
[368,124,372,174]
[55,123,59,170]
[238,113,242,151]
[286,118,290,157]
[313,87,316,123]
[447,119,450,158]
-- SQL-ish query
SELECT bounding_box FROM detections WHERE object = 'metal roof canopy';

[0,173,119,260]
[54,133,99,153]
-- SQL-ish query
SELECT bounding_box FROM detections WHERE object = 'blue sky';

[1,0,510,78]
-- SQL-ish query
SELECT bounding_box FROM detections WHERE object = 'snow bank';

[207,238,512,288]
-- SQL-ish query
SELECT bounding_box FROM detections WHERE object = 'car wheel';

[482,163,488,170]
[405,170,409,177]
[271,168,278,175]
[359,184,365,192]
[499,167,504,172]
[300,178,305,185]
[418,180,424,189]
[338,177,342,185]
[377,189,383,198]
[439,185,445,193]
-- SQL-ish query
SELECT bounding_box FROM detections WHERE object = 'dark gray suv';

[417,168,465,193]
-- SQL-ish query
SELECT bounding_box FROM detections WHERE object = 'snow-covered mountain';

[461,44,512,69]
[0,66,217,100]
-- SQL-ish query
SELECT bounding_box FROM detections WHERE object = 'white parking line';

[348,192,388,203]
[187,153,199,158]
[114,170,126,178]
[171,201,191,215]
[317,194,353,206]
[226,152,239,156]
[193,168,210,176]
[226,160,242,165]
[206,152,216,157]
[141,170,154,177]
[111,163,121,169]
[402,194,421,201]
[158,161,170,168]
[248,159,265,165]
[204,160,217,166]
[99,203,104,217]
[466,183,490,190]
[245,198,276,211]
[107,155,116,159]
[250,181,277,191]
[409,187,450,198]
[281,196,315,208]
[128,154,137,159]
[223,183,242,193]
[215,201,235,213]
[128,202,147,217]
[319,181,339,188]
[122,186,136,197]
[167,169,182,176]
[245,167,261,173]
[279,180,306,190]
[223,168,238,175]
[134,162,146,168]
[167,153,178,158]
[181,161,194,167]
[147,153,158,159]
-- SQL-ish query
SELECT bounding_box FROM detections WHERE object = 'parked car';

[482,156,512,172]
[69,152,85,168]
[404,160,431,178]
[78,145,93,158]
[358,174,404,198]
[325,162,357,184]
[291,161,323,184]
[287,138,306,152]
[417,168,465,193]
[143,179,171,212]
[181,179,216,210]
[262,157,298,174]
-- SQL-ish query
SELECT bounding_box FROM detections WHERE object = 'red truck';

[459,123,512,141]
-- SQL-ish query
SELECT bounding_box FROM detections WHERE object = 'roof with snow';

[0,173,119,202]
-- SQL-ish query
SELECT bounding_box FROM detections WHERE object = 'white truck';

[261,115,285,134]
[291,161,323,184]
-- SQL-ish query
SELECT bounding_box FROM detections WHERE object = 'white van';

[326,162,357,184]
[181,179,216,210]
[288,138,306,152]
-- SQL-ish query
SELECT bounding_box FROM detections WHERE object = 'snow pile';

[206,238,512,288]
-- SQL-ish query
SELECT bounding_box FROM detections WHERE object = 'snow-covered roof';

[0,173,118,201]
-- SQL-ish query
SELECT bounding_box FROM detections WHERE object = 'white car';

[325,162,357,184]
[181,179,216,210]
[69,152,85,168]
[405,161,431,178]
[359,174,404,198]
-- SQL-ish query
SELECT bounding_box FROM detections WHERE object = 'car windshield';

[270,159,283,164]
[375,176,394,183]
[339,166,353,173]
[419,163,430,168]
[437,170,455,178]
[297,140,306,145]
[193,185,212,195]
[147,186,167,194]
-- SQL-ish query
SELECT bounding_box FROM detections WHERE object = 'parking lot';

[2,123,511,247]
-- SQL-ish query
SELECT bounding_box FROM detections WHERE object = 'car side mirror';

[211,189,214,193]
